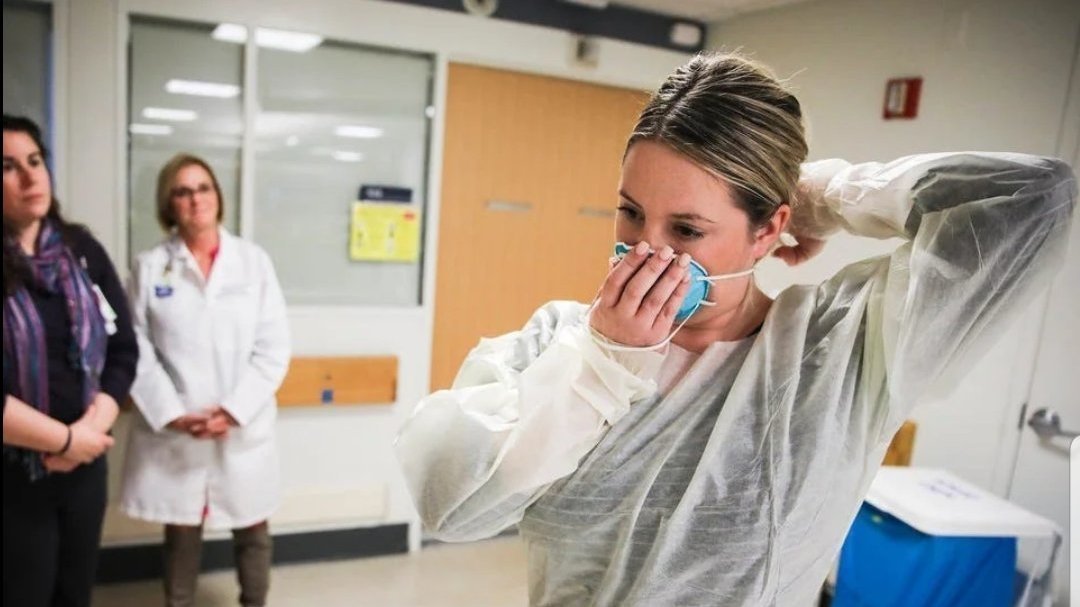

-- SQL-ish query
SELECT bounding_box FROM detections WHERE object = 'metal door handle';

[1027,408,1079,440]
[578,206,615,218]
[485,200,532,213]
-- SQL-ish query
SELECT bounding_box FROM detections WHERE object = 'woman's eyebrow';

[670,212,716,224]
[618,190,643,208]
[619,190,717,223]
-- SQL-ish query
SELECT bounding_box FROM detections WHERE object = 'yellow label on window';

[349,201,422,262]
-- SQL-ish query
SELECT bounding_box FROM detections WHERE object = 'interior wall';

[49,0,691,548]
[709,0,1080,493]
[711,0,1079,162]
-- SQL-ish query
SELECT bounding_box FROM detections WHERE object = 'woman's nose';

[639,228,672,253]
[18,165,36,188]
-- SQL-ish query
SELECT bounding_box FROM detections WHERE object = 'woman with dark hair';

[2,114,138,606]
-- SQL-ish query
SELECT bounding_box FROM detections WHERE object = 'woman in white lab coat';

[120,153,290,607]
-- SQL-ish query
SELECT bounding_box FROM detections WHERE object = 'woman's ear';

[751,204,791,259]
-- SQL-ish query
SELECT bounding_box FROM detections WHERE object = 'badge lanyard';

[154,258,176,298]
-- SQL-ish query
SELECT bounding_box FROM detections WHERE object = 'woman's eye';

[617,206,642,221]
[674,224,704,239]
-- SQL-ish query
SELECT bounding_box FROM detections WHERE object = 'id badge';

[91,284,119,336]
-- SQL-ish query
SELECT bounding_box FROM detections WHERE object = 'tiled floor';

[92,536,528,607]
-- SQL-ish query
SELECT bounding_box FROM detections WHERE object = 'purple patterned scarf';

[3,219,107,480]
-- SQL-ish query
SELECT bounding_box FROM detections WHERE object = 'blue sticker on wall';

[154,285,174,298]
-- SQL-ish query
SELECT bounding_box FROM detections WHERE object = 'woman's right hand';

[589,242,691,347]
[65,416,116,464]
[167,413,209,431]
[191,406,232,439]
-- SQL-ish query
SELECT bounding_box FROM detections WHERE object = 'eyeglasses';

[170,183,214,200]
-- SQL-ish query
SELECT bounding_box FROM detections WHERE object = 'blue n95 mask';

[613,242,755,323]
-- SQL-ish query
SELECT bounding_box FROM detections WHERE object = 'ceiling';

[610,0,816,22]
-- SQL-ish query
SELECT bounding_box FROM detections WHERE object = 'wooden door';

[432,63,648,390]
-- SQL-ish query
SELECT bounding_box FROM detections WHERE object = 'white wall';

[711,0,1079,162]
[710,0,1080,491]
[49,0,690,549]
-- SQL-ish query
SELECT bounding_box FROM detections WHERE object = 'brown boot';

[232,522,272,607]
[163,524,204,607]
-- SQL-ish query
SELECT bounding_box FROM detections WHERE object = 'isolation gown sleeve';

[396,301,665,542]
[795,152,1076,430]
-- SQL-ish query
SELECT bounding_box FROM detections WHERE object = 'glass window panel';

[3,1,51,140]
[253,36,434,306]
[127,17,243,261]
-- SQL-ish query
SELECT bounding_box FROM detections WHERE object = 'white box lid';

[865,467,1060,538]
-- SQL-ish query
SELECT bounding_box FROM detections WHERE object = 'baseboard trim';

[420,525,519,548]
[97,523,408,584]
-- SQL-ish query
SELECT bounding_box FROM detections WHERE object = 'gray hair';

[628,52,808,227]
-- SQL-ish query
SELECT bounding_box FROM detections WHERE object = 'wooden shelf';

[276,356,398,407]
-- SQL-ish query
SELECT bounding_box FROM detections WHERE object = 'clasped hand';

[167,406,238,440]
[42,392,118,473]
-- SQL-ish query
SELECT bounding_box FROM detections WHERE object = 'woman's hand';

[192,406,236,440]
[87,392,120,433]
[64,412,116,464]
[40,394,124,474]
[43,415,116,472]
[589,242,691,347]
[167,412,210,435]
[773,170,843,267]
[42,453,79,473]
[167,407,236,439]
[771,235,826,266]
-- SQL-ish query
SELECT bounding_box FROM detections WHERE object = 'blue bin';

[834,502,1017,607]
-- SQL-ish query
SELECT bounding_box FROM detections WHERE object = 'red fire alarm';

[883,77,922,119]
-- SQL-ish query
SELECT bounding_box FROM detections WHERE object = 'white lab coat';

[120,227,291,530]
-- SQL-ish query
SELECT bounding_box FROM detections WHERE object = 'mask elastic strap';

[696,266,755,307]
[700,268,755,281]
